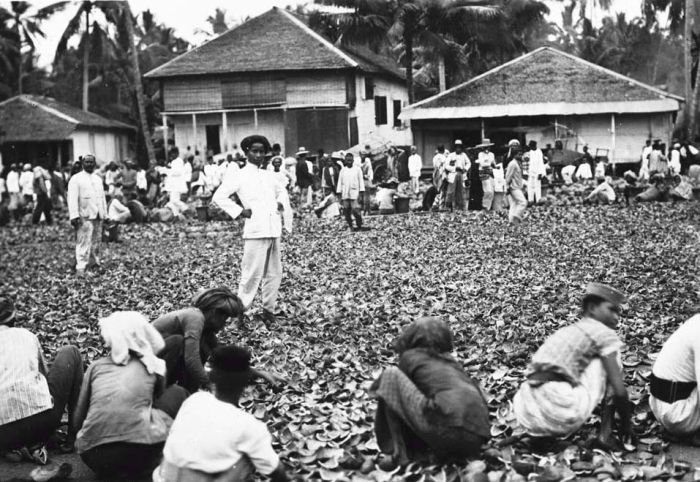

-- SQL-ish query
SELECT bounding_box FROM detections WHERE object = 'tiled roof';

[409,47,682,110]
[145,7,404,81]
[0,95,134,142]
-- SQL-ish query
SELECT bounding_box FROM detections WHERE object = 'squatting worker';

[513,283,633,449]
[67,154,107,275]
[212,135,286,325]
[649,314,700,441]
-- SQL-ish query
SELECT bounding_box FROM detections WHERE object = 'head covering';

[674,143,681,149]
[296,147,309,156]
[23,163,31,171]
[191,287,244,320]
[393,317,453,355]
[476,138,494,148]
[331,151,343,160]
[240,135,271,154]
[98,312,165,376]
[508,139,520,147]
[454,140,463,146]
[585,283,626,307]
[0,296,16,325]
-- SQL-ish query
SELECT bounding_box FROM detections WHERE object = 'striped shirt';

[0,326,53,425]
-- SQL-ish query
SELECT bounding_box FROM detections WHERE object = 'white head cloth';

[99,311,166,376]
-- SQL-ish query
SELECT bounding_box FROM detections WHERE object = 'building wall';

[411,112,674,166]
[71,130,131,166]
[351,74,412,147]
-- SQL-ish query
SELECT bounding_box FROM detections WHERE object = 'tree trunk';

[438,55,446,92]
[15,15,22,95]
[123,2,156,167]
[404,31,414,104]
[685,0,694,140]
[82,6,90,111]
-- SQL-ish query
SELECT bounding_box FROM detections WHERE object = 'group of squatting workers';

[2,135,699,481]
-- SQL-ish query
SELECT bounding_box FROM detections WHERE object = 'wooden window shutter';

[374,96,387,125]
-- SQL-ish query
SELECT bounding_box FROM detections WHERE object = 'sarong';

[650,389,700,435]
[513,359,606,437]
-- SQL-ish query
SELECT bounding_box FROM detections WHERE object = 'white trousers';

[411,176,420,193]
[76,219,102,271]
[650,388,700,435]
[508,189,527,223]
[527,178,542,203]
[238,238,282,312]
[482,178,495,210]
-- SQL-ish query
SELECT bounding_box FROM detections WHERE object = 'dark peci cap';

[210,345,252,373]
[586,282,627,306]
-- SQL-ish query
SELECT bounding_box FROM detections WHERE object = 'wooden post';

[610,113,616,176]
[192,114,197,151]
[554,117,558,140]
[254,109,258,129]
[162,114,168,151]
[480,118,485,142]
[222,112,228,152]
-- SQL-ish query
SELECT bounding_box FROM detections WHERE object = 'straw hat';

[476,138,494,148]
[296,147,309,156]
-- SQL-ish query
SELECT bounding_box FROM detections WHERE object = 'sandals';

[4,445,49,465]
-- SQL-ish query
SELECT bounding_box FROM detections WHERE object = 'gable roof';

[0,95,134,142]
[401,47,681,120]
[145,7,404,81]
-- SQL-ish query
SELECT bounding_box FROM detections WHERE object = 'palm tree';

[314,0,501,103]
[1,2,49,95]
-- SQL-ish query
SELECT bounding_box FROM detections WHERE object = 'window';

[393,100,402,127]
[364,77,374,99]
[374,96,387,125]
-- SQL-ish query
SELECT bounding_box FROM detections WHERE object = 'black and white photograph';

[0,0,699,480]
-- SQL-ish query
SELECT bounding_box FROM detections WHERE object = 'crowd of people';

[1,134,700,481]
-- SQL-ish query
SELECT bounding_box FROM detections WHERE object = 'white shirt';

[445,152,470,183]
[587,181,616,202]
[562,165,576,184]
[7,171,20,193]
[432,153,446,174]
[337,165,365,200]
[493,164,506,192]
[670,150,681,175]
[652,315,700,382]
[160,392,279,476]
[19,171,34,195]
[576,163,592,179]
[642,145,652,162]
[212,163,283,239]
[408,154,422,177]
[108,198,131,222]
[166,157,188,194]
[136,170,147,190]
[67,170,107,220]
[0,326,52,425]
[527,149,546,179]
[595,161,606,179]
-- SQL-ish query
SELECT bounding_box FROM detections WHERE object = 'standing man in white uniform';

[213,135,285,325]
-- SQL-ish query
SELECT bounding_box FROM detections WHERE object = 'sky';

[10,0,654,68]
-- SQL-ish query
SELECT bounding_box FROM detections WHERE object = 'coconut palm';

[0,2,52,95]
[314,0,501,103]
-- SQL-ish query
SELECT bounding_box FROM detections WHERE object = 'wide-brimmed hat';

[296,147,309,156]
[586,282,626,306]
[330,151,344,160]
[476,138,494,148]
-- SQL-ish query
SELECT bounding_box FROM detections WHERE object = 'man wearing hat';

[445,140,470,210]
[0,296,84,458]
[476,139,496,210]
[295,147,314,208]
[213,135,286,324]
[649,313,700,441]
[513,283,633,448]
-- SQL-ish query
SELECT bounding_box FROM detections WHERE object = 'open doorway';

[205,125,221,154]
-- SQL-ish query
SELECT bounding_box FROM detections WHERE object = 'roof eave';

[400,99,681,120]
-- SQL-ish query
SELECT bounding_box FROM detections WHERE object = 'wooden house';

[0,95,134,167]
[144,7,412,157]
[400,47,682,166]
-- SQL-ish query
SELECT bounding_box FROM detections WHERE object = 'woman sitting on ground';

[153,287,283,393]
[370,317,490,466]
[0,296,83,465]
[73,312,189,479]
[513,283,633,449]
[153,345,290,482]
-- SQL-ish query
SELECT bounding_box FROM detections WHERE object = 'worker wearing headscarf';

[74,312,189,479]
[152,287,245,393]
[370,317,490,466]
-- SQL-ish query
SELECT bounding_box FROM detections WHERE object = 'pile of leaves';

[1,202,699,481]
